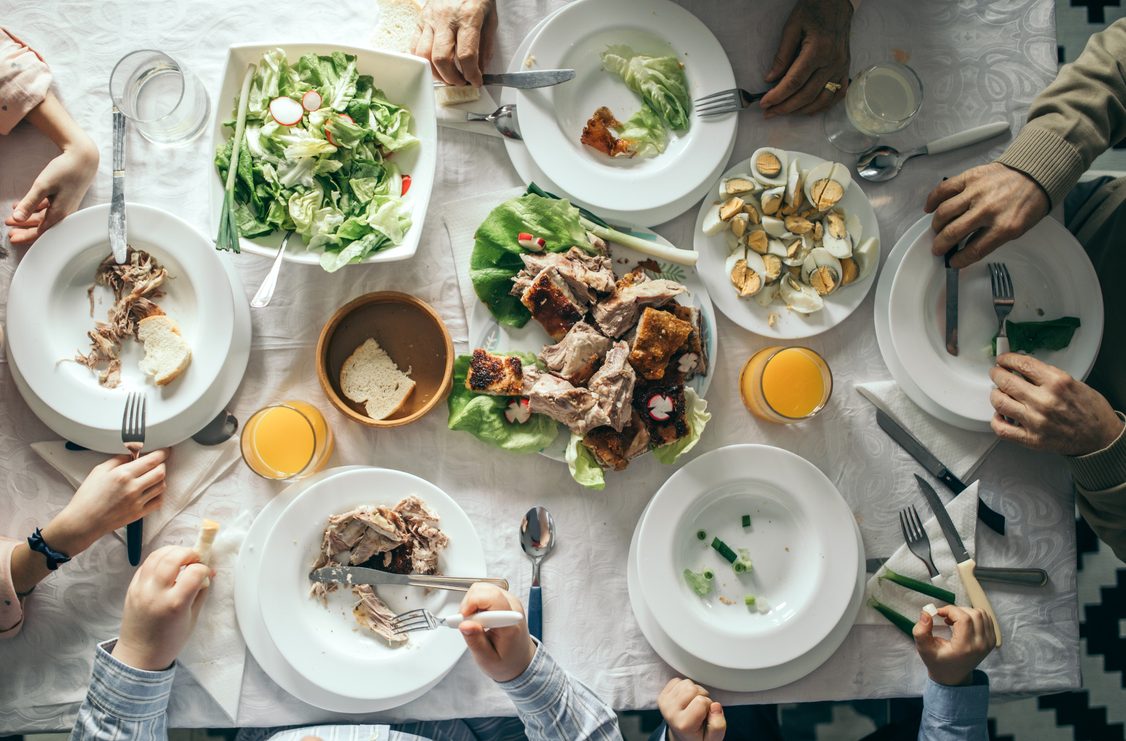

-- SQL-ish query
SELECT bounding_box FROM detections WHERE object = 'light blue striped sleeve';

[69,639,175,741]
[918,671,990,741]
[496,641,622,741]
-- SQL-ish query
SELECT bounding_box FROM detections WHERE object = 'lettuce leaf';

[565,434,607,490]
[616,104,669,158]
[601,45,691,131]
[447,354,560,453]
[652,388,710,464]
[993,316,1081,355]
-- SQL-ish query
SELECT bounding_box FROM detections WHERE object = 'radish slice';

[401,174,412,196]
[325,113,354,145]
[269,96,303,126]
[301,90,322,112]
[517,232,546,251]
[505,398,531,424]
[647,394,674,422]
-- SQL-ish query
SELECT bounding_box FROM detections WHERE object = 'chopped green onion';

[879,569,956,604]
[711,537,738,563]
[742,515,752,528]
[868,597,915,637]
[733,560,748,574]
[733,549,753,574]
[683,568,714,597]
[702,570,714,580]
[744,595,757,607]
[696,529,707,541]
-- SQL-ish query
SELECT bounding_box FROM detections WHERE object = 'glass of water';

[109,50,210,145]
[825,62,923,153]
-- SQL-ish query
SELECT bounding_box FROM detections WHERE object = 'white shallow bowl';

[6,203,249,452]
[887,217,1102,427]
[636,445,859,670]
[208,43,437,266]
[514,0,736,222]
[693,151,880,339]
[257,467,486,704]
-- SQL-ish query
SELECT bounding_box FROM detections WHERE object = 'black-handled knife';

[876,409,1006,535]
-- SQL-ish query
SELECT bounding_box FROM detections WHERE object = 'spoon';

[519,506,556,642]
[250,230,294,308]
[856,121,1010,182]
[191,409,239,446]
[467,104,523,141]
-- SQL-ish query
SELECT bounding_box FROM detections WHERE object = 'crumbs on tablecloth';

[892,48,910,63]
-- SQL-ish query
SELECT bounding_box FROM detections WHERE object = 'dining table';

[0,0,1079,732]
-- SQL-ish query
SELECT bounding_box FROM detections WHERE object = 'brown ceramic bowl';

[316,291,453,428]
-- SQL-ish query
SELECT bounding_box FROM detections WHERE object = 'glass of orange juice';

[241,401,334,480]
[740,346,833,424]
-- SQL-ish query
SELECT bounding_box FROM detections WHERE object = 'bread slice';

[340,338,415,420]
[370,0,423,54]
[137,315,192,386]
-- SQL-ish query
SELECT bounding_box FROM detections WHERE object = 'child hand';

[5,136,98,246]
[458,582,536,682]
[44,450,170,557]
[658,678,726,741]
[112,546,212,671]
[913,605,997,686]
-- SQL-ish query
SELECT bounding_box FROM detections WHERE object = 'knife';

[944,238,964,355]
[109,106,127,264]
[875,409,1006,535]
[310,566,509,593]
[482,69,575,89]
[865,557,1047,586]
[914,475,1003,646]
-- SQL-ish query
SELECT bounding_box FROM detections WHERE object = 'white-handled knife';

[109,106,127,264]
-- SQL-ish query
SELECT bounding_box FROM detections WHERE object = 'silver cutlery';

[694,87,770,117]
[988,263,1015,356]
[916,475,1003,645]
[899,505,939,577]
[874,408,1006,535]
[309,565,509,593]
[856,121,1010,182]
[466,104,522,140]
[945,235,970,356]
[483,69,575,89]
[865,558,1047,587]
[250,230,294,309]
[121,391,147,566]
[520,506,555,642]
[109,106,128,264]
[390,607,523,636]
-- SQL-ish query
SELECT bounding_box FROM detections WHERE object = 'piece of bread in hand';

[340,338,415,420]
[371,0,423,54]
[137,315,192,386]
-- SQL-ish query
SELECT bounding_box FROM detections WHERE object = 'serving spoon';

[520,506,556,642]
[251,230,293,308]
[467,104,523,141]
[856,121,1010,182]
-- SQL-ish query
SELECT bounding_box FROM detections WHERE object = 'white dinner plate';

[257,467,486,703]
[6,203,245,452]
[693,151,880,339]
[636,445,858,670]
[887,217,1102,426]
[514,0,736,220]
[627,492,865,692]
[467,228,717,461]
[209,43,437,266]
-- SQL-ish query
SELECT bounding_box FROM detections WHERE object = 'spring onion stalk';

[868,597,915,637]
[742,515,752,528]
[582,218,699,267]
[683,568,714,597]
[696,529,707,541]
[879,569,957,604]
[711,537,737,563]
[216,64,256,253]
[744,595,756,607]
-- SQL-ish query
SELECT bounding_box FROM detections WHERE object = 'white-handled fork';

[391,608,523,636]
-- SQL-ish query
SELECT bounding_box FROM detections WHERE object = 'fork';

[695,88,770,118]
[899,505,939,577]
[121,391,147,566]
[988,263,1015,356]
[390,607,523,636]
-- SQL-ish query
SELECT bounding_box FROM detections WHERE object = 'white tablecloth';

[0,0,1078,732]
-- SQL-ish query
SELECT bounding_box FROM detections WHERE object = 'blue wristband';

[27,528,71,570]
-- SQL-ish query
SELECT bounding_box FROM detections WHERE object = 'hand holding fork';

[122,392,147,566]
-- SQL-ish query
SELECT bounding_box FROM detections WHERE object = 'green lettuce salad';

[215,49,418,271]
[599,44,691,159]
[447,353,560,454]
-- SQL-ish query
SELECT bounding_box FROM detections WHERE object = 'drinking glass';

[824,62,924,153]
[241,401,334,481]
[109,50,210,145]
[740,346,833,424]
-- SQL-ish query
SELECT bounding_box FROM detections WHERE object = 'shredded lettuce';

[616,104,669,158]
[601,45,691,131]
[215,48,417,270]
[447,354,560,453]
[652,388,711,464]
[565,434,606,490]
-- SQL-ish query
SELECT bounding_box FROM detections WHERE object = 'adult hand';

[989,354,1123,456]
[45,450,170,557]
[760,0,853,117]
[5,137,99,246]
[657,678,726,741]
[112,546,212,671]
[925,162,1050,268]
[415,0,498,87]
[458,582,536,682]
[913,605,996,686]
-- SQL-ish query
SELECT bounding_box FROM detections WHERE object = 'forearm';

[9,514,95,595]
[498,642,622,741]
[996,19,1126,206]
[70,640,174,741]
[918,671,990,741]
[25,92,96,155]
[1071,412,1126,561]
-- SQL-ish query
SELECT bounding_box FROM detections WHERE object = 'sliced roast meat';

[352,585,408,647]
[539,321,613,385]
[519,267,586,341]
[582,410,651,471]
[587,341,636,432]
[592,272,687,338]
[526,372,612,436]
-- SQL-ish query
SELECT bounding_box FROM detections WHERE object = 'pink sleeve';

[0,28,52,135]
[0,537,25,639]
